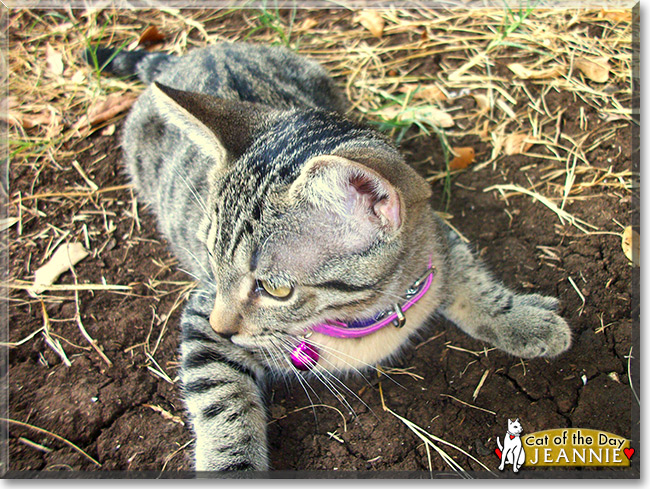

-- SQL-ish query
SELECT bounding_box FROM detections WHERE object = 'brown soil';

[5,8,639,478]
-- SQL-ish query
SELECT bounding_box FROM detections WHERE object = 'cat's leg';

[179,290,269,472]
[438,225,571,358]
[516,445,526,471]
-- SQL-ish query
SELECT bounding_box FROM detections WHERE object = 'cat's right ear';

[151,82,270,165]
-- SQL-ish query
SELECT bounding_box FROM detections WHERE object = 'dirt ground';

[4,7,639,477]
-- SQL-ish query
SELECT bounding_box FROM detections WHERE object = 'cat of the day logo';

[495,420,635,472]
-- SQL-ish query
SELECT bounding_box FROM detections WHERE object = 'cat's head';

[507,419,523,435]
[152,82,441,372]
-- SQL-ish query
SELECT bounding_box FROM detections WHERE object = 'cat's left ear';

[289,155,402,233]
[151,82,270,165]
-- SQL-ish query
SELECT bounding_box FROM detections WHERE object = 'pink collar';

[290,262,435,370]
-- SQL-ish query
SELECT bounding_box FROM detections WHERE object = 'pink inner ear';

[348,173,401,231]
[374,197,401,230]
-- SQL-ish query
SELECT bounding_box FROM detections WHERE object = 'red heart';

[624,448,635,460]
[495,448,502,460]
[510,435,515,440]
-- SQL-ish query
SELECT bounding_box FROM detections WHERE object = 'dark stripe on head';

[312,280,375,293]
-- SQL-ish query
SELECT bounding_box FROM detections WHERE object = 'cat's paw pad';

[491,295,571,358]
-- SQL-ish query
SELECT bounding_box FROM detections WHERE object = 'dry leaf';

[74,94,137,132]
[71,69,86,85]
[101,124,116,136]
[413,85,447,102]
[399,84,447,102]
[622,226,640,266]
[30,243,89,295]
[472,93,490,110]
[598,9,632,23]
[6,108,62,134]
[449,147,475,170]
[504,133,534,155]
[299,18,318,30]
[88,94,136,125]
[139,25,165,47]
[379,105,454,129]
[507,62,566,80]
[354,10,384,38]
[575,57,610,83]
[46,43,64,76]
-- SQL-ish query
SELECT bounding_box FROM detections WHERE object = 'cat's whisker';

[177,245,214,282]
[171,166,210,217]
[178,268,204,283]
[273,336,361,419]
[267,340,324,423]
[298,336,405,390]
[260,345,293,393]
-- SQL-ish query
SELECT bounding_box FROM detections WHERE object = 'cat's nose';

[209,301,243,339]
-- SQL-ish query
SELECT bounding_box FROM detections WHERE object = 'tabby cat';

[85,42,571,472]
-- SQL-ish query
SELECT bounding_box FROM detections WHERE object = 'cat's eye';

[258,280,293,299]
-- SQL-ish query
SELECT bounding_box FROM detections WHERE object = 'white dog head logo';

[496,419,526,473]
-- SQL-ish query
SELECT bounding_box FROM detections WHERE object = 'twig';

[440,393,496,416]
[2,417,101,466]
[74,291,112,366]
[472,370,490,401]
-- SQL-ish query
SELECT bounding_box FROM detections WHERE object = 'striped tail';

[82,47,173,84]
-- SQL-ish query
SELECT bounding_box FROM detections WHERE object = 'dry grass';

[5,5,636,472]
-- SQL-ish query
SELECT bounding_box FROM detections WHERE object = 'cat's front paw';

[480,294,571,358]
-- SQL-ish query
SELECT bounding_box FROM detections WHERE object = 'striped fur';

[87,42,571,471]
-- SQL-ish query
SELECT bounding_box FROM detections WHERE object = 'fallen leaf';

[138,25,165,47]
[378,105,454,129]
[399,84,447,102]
[508,62,566,80]
[449,147,475,170]
[598,9,632,23]
[472,93,490,110]
[70,69,86,85]
[575,57,610,83]
[354,10,384,38]
[6,108,62,135]
[412,85,448,102]
[46,43,64,76]
[299,18,318,30]
[29,243,89,295]
[74,94,136,132]
[622,226,640,266]
[504,133,534,155]
[101,124,116,136]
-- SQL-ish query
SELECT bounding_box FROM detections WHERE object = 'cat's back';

[143,42,345,112]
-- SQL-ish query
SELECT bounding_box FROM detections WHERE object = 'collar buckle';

[405,267,435,298]
[391,304,406,328]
